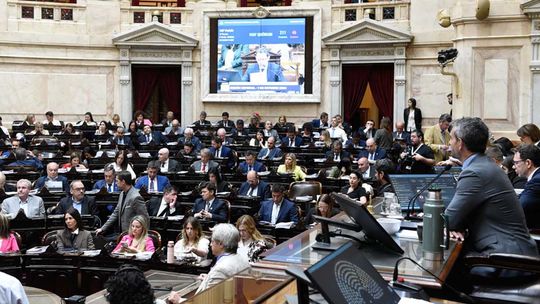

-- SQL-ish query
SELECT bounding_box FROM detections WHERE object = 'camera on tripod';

[437,48,458,66]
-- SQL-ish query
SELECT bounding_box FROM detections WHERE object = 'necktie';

[158,204,169,217]
[334,153,339,161]
[248,165,252,172]
[369,153,374,161]
[247,187,254,197]
[146,135,150,142]
[108,184,112,192]
[205,201,210,211]
[149,179,155,192]
[441,131,446,145]
[201,163,206,172]
[289,139,293,147]
[119,138,124,145]
[398,133,402,139]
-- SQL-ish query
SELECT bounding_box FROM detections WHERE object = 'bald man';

[392,121,411,144]
[34,162,69,193]
[238,171,271,199]
[357,138,387,164]
[157,148,181,173]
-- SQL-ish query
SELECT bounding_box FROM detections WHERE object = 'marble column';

[119,47,132,123]
[181,50,193,126]
[394,48,406,127]
[329,48,341,116]
[531,36,540,125]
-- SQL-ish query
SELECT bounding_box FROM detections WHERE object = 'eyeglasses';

[514,159,525,165]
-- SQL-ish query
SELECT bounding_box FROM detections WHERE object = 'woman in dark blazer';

[56,207,94,251]
[340,171,368,204]
[403,97,422,132]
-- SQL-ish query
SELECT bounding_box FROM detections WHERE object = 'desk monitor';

[389,174,457,210]
[305,242,401,304]
[331,193,404,255]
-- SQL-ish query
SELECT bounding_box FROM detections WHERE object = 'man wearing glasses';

[54,180,98,216]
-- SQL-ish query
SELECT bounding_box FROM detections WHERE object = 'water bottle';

[167,241,175,264]
[422,189,449,261]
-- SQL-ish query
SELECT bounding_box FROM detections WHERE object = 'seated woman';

[249,130,267,149]
[56,207,94,251]
[277,153,306,181]
[273,115,289,133]
[108,113,125,130]
[341,171,368,204]
[108,150,136,180]
[26,121,50,136]
[95,120,113,137]
[134,111,152,130]
[206,167,232,193]
[173,217,209,262]
[0,213,19,253]
[62,152,87,170]
[316,129,332,153]
[304,194,339,226]
[113,215,155,254]
[60,123,79,135]
[236,215,268,263]
[76,112,97,127]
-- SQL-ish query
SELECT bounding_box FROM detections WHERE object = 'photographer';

[399,130,435,174]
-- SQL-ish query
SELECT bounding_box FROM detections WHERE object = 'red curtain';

[158,69,181,114]
[132,67,160,112]
[177,0,185,7]
[240,0,247,6]
[342,65,371,122]
[131,0,139,5]
[369,64,394,121]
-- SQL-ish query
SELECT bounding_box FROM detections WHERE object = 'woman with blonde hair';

[236,215,268,262]
[0,213,19,253]
[173,217,209,262]
[277,153,306,181]
[113,215,155,253]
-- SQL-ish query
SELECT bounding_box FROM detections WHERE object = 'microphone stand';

[405,164,452,220]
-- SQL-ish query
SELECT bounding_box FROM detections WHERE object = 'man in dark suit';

[392,121,411,145]
[192,182,227,223]
[147,185,183,217]
[55,180,98,216]
[134,161,171,193]
[514,144,540,229]
[93,165,120,192]
[357,157,375,181]
[241,47,284,82]
[164,119,184,142]
[358,138,387,164]
[161,111,175,128]
[138,125,166,145]
[281,126,303,148]
[445,118,537,276]
[191,149,219,173]
[96,171,149,236]
[157,148,181,173]
[311,112,330,129]
[237,150,266,174]
[179,127,202,152]
[258,184,298,225]
[209,137,235,170]
[216,128,235,146]
[111,127,133,148]
[238,171,271,199]
[217,112,236,129]
[193,111,211,127]
[257,136,282,160]
[34,162,69,193]
[358,120,376,139]
[325,140,351,163]
[6,148,44,171]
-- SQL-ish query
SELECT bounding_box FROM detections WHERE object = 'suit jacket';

[55,196,98,216]
[101,186,149,233]
[92,179,120,192]
[34,175,69,193]
[146,196,183,217]
[445,154,537,256]
[192,198,228,223]
[258,199,298,224]
[209,146,235,168]
[358,147,387,161]
[238,161,266,174]
[325,150,351,162]
[311,119,329,129]
[196,253,250,294]
[138,131,166,145]
[160,159,181,173]
[392,131,411,145]
[1,195,45,218]
[56,229,94,251]
[403,108,422,131]
[359,127,377,139]
[112,136,133,148]
[424,124,451,163]
[217,120,236,129]
[257,147,283,160]
[134,175,171,192]
[193,120,212,127]
[242,62,284,82]
[191,160,219,173]
[281,136,303,148]
[179,136,203,152]
[519,169,540,229]
[238,180,271,199]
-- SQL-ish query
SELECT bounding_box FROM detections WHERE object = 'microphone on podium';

[405,164,453,221]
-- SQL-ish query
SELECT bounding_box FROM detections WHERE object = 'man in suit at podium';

[96,171,148,235]
[238,171,271,199]
[55,180,98,216]
[2,179,45,218]
[192,182,227,223]
[258,184,298,225]
[238,151,266,174]
[93,165,119,193]
[147,185,183,217]
[242,47,284,83]
[134,161,171,193]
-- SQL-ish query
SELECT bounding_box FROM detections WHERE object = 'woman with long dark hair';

[108,150,136,179]
[304,194,339,226]
[404,97,422,132]
[56,208,94,251]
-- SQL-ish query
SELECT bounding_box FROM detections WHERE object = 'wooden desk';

[256,217,462,288]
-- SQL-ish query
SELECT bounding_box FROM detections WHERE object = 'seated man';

[258,184,298,225]
[216,128,235,146]
[138,124,166,145]
[34,162,69,193]
[111,127,133,148]
[392,121,411,144]
[257,136,282,160]
[161,111,175,128]
[358,138,387,164]
[157,147,181,173]
[193,111,211,127]
[55,180,98,216]
[312,112,330,129]
[209,137,235,170]
[134,161,171,193]
[43,110,62,127]
[147,185,183,217]
[177,142,196,160]
[238,170,271,199]
[192,182,228,223]
[217,112,236,129]
[327,116,348,142]
[357,157,375,181]
[281,126,303,148]
[325,140,351,163]
[178,127,202,152]
[2,179,45,218]
[234,119,249,138]
[6,147,44,171]
[93,165,119,192]
[191,148,220,173]
[514,144,540,229]
[242,47,284,82]
[164,119,184,141]
[238,150,267,174]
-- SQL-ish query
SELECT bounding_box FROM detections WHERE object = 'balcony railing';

[9,0,82,22]
[332,0,410,24]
